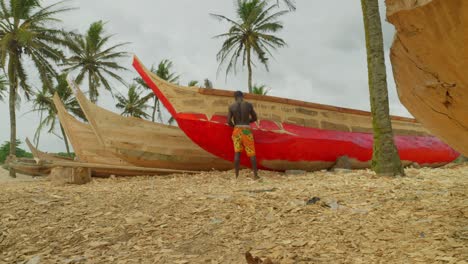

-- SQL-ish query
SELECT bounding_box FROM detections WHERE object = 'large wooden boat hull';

[69,81,232,171]
[387,0,468,156]
[28,135,185,178]
[53,94,133,166]
[133,56,459,171]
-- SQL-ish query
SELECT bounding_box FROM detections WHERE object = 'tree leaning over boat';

[0,0,75,177]
[212,0,288,93]
[63,20,129,103]
[360,0,404,176]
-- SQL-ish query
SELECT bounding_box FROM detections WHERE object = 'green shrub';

[0,140,33,164]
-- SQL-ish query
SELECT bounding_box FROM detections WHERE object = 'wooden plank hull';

[69,82,232,171]
[26,134,194,177]
[133,56,459,171]
[53,94,134,166]
[387,0,468,156]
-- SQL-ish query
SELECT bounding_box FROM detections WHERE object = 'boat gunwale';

[133,56,418,124]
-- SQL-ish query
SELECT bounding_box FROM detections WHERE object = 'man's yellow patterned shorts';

[232,127,256,157]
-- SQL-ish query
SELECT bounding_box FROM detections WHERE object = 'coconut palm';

[135,59,180,122]
[252,84,270,95]
[188,79,213,88]
[115,83,151,119]
[361,0,404,176]
[0,75,7,101]
[63,20,129,103]
[275,0,296,11]
[0,0,75,177]
[204,79,213,89]
[32,74,85,157]
[212,0,288,93]
[188,80,199,87]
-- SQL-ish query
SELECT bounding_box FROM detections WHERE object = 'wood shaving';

[0,166,467,263]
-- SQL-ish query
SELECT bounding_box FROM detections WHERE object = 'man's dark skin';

[227,91,259,179]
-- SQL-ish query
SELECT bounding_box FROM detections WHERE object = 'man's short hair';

[234,90,243,99]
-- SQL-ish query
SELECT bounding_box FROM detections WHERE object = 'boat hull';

[70,81,232,171]
[387,0,468,156]
[133,56,459,171]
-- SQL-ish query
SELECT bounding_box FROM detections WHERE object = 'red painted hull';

[133,57,459,170]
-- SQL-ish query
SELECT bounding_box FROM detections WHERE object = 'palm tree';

[32,74,85,157]
[361,0,404,176]
[275,0,296,11]
[115,83,151,119]
[135,59,180,122]
[252,84,270,95]
[188,79,214,88]
[204,79,213,89]
[0,75,7,101]
[188,80,199,87]
[63,20,129,103]
[0,0,75,177]
[212,0,288,93]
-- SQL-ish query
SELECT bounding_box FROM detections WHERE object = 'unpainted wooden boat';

[133,56,459,171]
[25,138,73,163]
[7,158,50,176]
[387,0,468,156]
[69,80,233,171]
[53,93,133,166]
[52,95,197,176]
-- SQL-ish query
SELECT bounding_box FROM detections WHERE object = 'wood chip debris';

[0,166,467,263]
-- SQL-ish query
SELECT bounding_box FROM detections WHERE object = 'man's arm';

[249,104,258,123]
[227,106,235,127]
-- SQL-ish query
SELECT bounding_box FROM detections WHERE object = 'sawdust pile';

[1,165,467,263]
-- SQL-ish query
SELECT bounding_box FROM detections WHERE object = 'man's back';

[228,101,257,126]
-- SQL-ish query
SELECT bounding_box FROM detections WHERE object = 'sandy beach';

[0,165,467,263]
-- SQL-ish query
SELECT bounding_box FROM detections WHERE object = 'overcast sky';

[0,0,410,153]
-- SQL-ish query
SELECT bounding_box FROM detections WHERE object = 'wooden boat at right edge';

[386,0,468,156]
[133,56,459,171]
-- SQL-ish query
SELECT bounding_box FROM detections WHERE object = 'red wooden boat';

[133,56,459,171]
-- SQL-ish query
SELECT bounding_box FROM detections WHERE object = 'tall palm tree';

[0,74,7,101]
[252,84,270,95]
[115,83,151,119]
[0,0,75,177]
[212,0,288,93]
[63,20,129,103]
[135,59,180,122]
[361,0,404,176]
[32,74,85,156]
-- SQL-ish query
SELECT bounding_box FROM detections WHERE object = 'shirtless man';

[227,91,259,179]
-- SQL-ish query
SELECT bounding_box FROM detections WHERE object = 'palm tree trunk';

[361,0,404,176]
[35,111,44,148]
[88,74,96,103]
[8,58,17,178]
[247,47,253,93]
[151,97,157,122]
[60,124,71,157]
